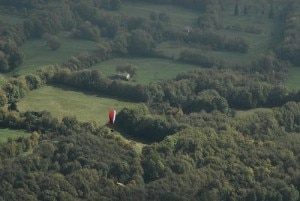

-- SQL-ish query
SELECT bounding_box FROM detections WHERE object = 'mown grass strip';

[17,85,138,125]
[0,128,31,143]
[91,57,200,84]
[8,37,99,76]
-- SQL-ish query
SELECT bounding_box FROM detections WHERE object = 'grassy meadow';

[156,2,283,66]
[0,12,24,24]
[17,85,138,126]
[120,2,199,30]
[7,37,99,76]
[90,57,200,84]
[0,128,31,143]
[284,67,300,89]
[213,2,283,64]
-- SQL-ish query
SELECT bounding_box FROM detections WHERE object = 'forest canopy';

[0,0,299,200]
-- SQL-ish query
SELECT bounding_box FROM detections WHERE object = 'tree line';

[0,55,299,116]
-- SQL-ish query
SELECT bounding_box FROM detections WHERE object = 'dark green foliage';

[112,31,129,55]
[52,69,148,102]
[243,4,248,15]
[128,29,155,56]
[141,146,167,182]
[71,22,101,42]
[0,0,300,200]
[196,1,221,29]
[0,91,7,107]
[179,50,222,67]
[250,54,289,74]
[8,102,19,112]
[234,3,239,15]
[0,108,144,200]
[110,0,122,10]
[185,89,229,113]
[0,79,299,200]
[2,77,29,103]
[115,104,183,142]
[25,74,43,90]
[46,36,61,51]
[269,3,274,19]
[0,40,23,72]
[169,29,249,53]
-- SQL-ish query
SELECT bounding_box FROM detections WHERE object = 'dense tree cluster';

[0,101,299,200]
[179,49,225,67]
[167,29,249,53]
[115,104,184,142]
[125,0,207,10]
[0,39,23,72]
[0,110,144,201]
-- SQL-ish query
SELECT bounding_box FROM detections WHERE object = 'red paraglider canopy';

[109,109,116,125]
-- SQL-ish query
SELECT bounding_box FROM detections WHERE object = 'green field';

[17,85,138,125]
[0,128,31,143]
[7,37,99,76]
[156,2,283,66]
[120,2,199,30]
[90,57,200,84]
[212,2,283,65]
[284,67,300,89]
[0,13,24,24]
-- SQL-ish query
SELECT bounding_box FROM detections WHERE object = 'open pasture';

[284,67,300,90]
[120,2,199,30]
[156,1,284,66]
[17,85,138,126]
[0,11,24,24]
[90,57,200,84]
[157,17,281,67]
[8,37,99,76]
[210,2,283,65]
[0,128,31,143]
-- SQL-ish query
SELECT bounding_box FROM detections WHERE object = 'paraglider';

[108,109,116,132]
[109,109,116,125]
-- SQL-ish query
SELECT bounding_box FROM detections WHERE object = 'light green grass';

[284,67,300,89]
[90,57,200,84]
[0,128,31,143]
[120,2,199,30]
[7,37,99,76]
[17,85,138,126]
